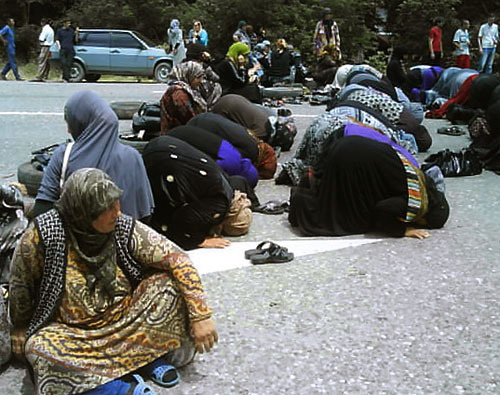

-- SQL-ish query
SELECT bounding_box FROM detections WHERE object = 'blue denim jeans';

[477,47,496,73]
[1,50,21,79]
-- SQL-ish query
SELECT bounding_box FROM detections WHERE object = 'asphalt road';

[0,81,498,394]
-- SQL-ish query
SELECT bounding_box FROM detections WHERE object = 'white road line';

[292,114,318,118]
[0,111,63,116]
[189,238,381,275]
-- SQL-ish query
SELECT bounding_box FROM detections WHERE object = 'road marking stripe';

[0,111,64,116]
[189,238,381,275]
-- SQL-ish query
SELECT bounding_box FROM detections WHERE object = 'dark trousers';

[1,50,21,79]
[59,48,74,81]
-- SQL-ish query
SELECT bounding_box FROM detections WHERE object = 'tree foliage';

[0,0,499,66]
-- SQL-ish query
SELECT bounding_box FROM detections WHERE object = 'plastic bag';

[423,148,483,177]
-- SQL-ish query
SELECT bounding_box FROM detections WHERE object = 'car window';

[132,31,156,47]
[111,33,143,49]
[79,32,110,47]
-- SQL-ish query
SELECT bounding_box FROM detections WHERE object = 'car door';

[110,32,147,74]
[75,31,110,72]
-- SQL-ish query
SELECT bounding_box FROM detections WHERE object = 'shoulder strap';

[60,142,74,190]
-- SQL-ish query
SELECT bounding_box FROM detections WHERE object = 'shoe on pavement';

[16,78,25,81]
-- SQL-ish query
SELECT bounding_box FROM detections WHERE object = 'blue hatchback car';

[50,29,174,82]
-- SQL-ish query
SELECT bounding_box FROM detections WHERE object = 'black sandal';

[250,243,294,265]
[245,241,280,259]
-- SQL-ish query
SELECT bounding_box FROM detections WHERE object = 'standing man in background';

[428,17,444,66]
[55,18,79,82]
[453,19,470,68]
[0,18,23,81]
[35,18,54,81]
[477,14,498,74]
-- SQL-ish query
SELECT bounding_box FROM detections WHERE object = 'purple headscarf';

[37,90,154,219]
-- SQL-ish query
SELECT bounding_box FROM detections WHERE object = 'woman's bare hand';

[405,227,430,239]
[191,318,218,353]
[199,237,230,248]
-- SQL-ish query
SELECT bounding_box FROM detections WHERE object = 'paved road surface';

[0,81,498,394]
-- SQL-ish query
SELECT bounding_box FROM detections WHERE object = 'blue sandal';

[145,360,180,388]
[131,374,156,395]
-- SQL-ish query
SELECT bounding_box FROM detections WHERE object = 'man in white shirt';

[453,20,470,68]
[35,18,54,81]
[477,14,498,74]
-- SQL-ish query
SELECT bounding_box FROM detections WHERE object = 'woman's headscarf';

[167,61,207,112]
[424,174,450,228]
[169,19,180,33]
[56,168,123,304]
[56,168,122,257]
[226,42,250,65]
[37,90,154,219]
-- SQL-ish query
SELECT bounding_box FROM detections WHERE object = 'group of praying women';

[9,49,453,393]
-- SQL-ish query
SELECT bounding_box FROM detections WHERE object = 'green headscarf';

[226,42,250,65]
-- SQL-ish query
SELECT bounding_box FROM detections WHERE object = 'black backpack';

[132,102,161,137]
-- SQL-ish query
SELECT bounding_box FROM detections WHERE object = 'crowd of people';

[2,8,500,395]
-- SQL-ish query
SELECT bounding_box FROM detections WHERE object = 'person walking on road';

[453,20,471,69]
[55,18,79,82]
[477,14,499,74]
[34,18,54,81]
[0,18,23,81]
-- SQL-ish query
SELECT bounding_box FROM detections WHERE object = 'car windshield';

[132,31,156,47]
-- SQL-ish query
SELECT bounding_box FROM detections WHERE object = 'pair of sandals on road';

[245,241,294,264]
[437,126,466,136]
[86,359,179,394]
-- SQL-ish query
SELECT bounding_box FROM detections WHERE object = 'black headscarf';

[424,174,450,229]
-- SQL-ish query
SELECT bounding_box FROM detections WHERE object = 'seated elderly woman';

[184,43,222,109]
[289,136,449,238]
[160,61,207,134]
[10,168,218,394]
[216,42,262,103]
[143,136,254,250]
[32,90,154,221]
[168,125,259,187]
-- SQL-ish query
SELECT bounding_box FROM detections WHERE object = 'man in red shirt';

[428,17,444,66]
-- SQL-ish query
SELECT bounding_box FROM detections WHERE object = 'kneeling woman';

[143,136,254,250]
[10,168,217,394]
[289,136,449,238]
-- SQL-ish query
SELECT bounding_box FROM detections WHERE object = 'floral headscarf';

[226,42,250,65]
[167,61,207,112]
[169,19,180,33]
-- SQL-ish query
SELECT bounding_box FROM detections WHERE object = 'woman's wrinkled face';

[92,200,121,233]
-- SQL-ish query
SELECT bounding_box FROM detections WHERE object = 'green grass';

[14,63,156,83]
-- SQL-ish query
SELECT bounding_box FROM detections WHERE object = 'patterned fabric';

[313,20,341,58]
[345,90,404,124]
[167,61,207,112]
[29,209,142,338]
[0,285,10,365]
[161,85,205,134]
[281,105,408,186]
[10,220,212,393]
[395,151,425,222]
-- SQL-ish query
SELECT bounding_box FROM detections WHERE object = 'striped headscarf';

[167,61,207,112]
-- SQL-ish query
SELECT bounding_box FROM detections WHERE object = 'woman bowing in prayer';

[10,168,218,394]
[160,61,207,134]
[289,136,449,238]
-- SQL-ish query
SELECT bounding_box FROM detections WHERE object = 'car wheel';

[154,62,172,83]
[70,62,85,82]
[85,73,101,82]
[110,101,144,119]
[17,162,43,197]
